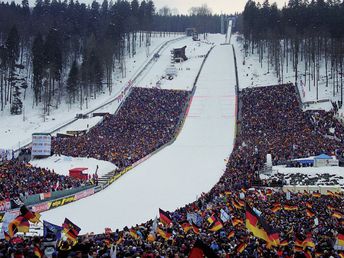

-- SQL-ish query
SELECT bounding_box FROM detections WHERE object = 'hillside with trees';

[237,0,344,104]
[0,0,224,117]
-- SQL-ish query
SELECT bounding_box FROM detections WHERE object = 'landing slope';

[42,44,237,234]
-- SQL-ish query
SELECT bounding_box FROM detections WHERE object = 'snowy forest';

[238,0,344,103]
[0,0,223,116]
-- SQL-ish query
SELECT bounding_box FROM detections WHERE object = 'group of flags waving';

[5,205,41,239]
[131,201,344,257]
[3,205,81,257]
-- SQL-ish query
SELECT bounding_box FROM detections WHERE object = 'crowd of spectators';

[0,160,83,201]
[2,84,344,257]
[53,87,190,169]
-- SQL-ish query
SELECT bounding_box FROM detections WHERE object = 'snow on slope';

[30,155,117,177]
[41,42,237,234]
[0,34,182,150]
[137,34,225,91]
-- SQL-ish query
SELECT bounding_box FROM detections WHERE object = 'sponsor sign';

[32,202,51,213]
[75,188,95,201]
[32,133,51,156]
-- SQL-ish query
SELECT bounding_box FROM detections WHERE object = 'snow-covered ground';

[41,41,237,234]
[137,34,224,91]
[263,165,344,187]
[0,33,182,150]
[30,155,117,177]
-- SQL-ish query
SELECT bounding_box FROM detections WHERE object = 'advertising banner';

[32,133,51,156]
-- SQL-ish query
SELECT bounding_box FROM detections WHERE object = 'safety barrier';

[22,185,94,206]
[0,187,96,222]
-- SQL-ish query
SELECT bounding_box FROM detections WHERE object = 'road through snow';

[42,43,237,234]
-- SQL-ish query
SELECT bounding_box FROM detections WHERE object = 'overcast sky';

[154,0,288,14]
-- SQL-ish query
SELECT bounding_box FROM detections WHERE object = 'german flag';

[192,222,200,234]
[207,214,216,224]
[312,192,321,198]
[129,228,139,239]
[238,199,245,207]
[4,232,10,241]
[225,191,231,196]
[295,237,303,247]
[306,202,312,209]
[8,216,30,237]
[232,199,242,209]
[232,218,243,226]
[34,245,43,258]
[62,218,81,242]
[115,235,124,245]
[245,205,269,243]
[306,208,315,217]
[241,187,247,193]
[284,205,298,211]
[180,220,192,233]
[157,227,171,241]
[279,239,288,246]
[337,229,344,246]
[327,204,335,210]
[333,210,344,219]
[227,230,235,239]
[209,221,223,232]
[266,227,280,246]
[327,190,335,196]
[159,208,172,226]
[20,205,41,224]
[236,242,247,253]
[302,236,315,249]
[271,203,281,213]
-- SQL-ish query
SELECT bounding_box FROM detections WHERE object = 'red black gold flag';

[306,208,315,217]
[209,221,223,232]
[227,230,235,239]
[157,227,171,241]
[20,205,41,224]
[284,205,298,211]
[312,192,321,198]
[34,245,43,258]
[180,220,192,233]
[8,216,30,237]
[62,218,81,242]
[159,208,172,225]
[337,229,344,246]
[333,210,344,219]
[236,243,247,253]
[192,222,200,234]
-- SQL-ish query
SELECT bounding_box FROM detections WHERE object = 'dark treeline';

[152,15,221,33]
[0,0,223,117]
[0,0,157,116]
[238,0,344,103]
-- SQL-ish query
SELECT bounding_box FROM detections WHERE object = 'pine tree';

[67,60,79,104]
